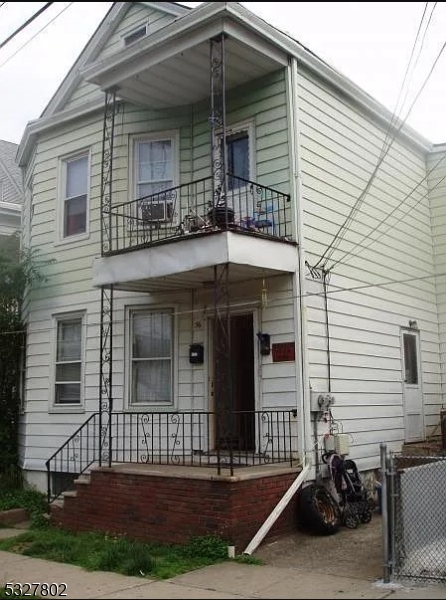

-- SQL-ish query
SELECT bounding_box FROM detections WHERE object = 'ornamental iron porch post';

[210,35,234,474]
[99,88,117,467]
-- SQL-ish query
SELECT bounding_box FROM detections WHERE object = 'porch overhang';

[92,231,298,292]
[82,3,288,108]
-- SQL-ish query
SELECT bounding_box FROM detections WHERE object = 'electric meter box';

[310,391,335,412]
[334,433,350,456]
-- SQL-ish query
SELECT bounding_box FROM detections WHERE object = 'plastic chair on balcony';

[254,202,276,235]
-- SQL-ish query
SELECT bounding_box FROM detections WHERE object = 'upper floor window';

[134,135,177,222]
[54,315,84,405]
[129,309,173,405]
[123,23,148,47]
[62,153,89,238]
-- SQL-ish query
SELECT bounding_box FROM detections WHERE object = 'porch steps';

[49,473,92,520]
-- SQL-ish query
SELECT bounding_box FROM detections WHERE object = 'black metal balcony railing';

[104,175,293,255]
[46,409,298,502]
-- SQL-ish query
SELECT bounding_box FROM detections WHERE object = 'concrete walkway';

[0,528,444,599]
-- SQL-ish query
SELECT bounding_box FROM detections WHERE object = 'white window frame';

[56,149,91,245]
[125,306,177,410]
[130,131,179,225]
[50,311,86,413]
[121,20,149,47]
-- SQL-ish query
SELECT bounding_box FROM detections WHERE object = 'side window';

[129,309,173,405]
[62,153,89,238]
[134,137,175,222]
[54,315,83,405]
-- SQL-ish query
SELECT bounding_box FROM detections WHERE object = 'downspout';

[322,269,332,393]
[243,56,312,555]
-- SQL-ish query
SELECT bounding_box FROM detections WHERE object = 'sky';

[0,2,446,146]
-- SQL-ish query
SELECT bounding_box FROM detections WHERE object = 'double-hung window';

[135,137,175,223]
[130,309,173,405]
[55,315,83,405]
[62,153,89,238]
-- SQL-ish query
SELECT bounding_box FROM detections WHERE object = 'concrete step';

[62,490,77,498]
[75,473,91,485]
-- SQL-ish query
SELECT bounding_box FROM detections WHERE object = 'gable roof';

[18,2,433,167]
[41,2,190,120]
[0,140,23,203]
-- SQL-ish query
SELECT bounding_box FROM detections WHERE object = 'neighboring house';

[16,2,446,547]
[0,139,22,240]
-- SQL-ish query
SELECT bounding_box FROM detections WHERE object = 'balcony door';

[210,313,255,451]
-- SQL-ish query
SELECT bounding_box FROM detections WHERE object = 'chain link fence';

[386,450,446,582]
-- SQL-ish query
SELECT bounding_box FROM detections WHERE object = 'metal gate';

[382,444,446,582]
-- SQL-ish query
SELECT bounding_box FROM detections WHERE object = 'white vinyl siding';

[297,66,441,467]
[427,147,446,406]
[62,4,178,112]
[191,70,289,193]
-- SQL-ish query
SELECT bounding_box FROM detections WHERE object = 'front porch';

[46,408,300,502]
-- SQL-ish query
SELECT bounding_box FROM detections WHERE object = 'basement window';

[123,23,148,47]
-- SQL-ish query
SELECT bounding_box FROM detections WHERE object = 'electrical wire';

[327,149,446,271]
[2,264,446,339]
[0,3,6,10]
[0,2,73,70]
[314,3,441,270]
[387,3,437,141]
[0,2,54,51]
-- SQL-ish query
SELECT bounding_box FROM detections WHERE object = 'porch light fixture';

[257,332,271,356]
[409,320,418,330]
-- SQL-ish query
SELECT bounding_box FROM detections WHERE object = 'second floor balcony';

[94,173,297,293]
[102,174,294,256]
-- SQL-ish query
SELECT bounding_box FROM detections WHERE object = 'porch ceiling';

[92,231,298,293]
[83,14,288,108]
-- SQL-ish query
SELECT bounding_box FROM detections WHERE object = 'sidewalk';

[0,528,445,599]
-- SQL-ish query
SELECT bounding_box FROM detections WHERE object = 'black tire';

[344,512,359,529]
[298,484,342,535]
[360,509,372,524]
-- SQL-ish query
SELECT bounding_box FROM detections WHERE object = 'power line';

[327,149,446,271]
[0,3,6,10]
[388,3,437,140]
[3,265,446,339]
[314,2,433,270]
[0,2,54,52]
[314,3,441,270]
[0,2,73,70]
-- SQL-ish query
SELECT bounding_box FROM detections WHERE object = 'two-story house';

[16,1,446,549]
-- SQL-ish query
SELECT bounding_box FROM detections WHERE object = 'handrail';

[46,409,298,503]
[46,412,101,503]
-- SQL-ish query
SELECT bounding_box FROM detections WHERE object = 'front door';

[401,329,424,442]
[211,313,255,450]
